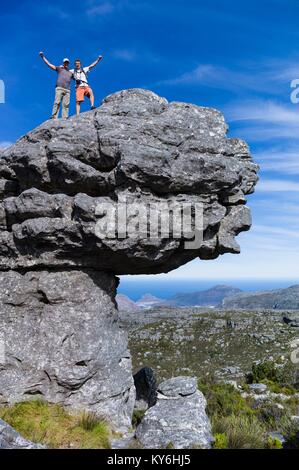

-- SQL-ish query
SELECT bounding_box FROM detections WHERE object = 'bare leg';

[76,102,81,115]
[89,90,95,107]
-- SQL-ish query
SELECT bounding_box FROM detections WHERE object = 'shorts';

[76,86,92,103]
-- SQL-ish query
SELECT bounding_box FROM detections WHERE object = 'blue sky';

[1,0,299,281]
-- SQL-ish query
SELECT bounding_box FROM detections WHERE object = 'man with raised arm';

[39,52,74,119]
[70,56,103,115]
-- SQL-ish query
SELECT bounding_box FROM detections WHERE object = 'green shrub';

[213,433,228,449]
[198,368,299,450]
[251,361,278,383]
[0,400,111,449]
[198,382,254,418]
[285,431,299,449]
[132,409,146,428]
[166,442,174,449]
[261,379,296,396]
[77,411,103,431]
[258,402,284,426]
[266,437,283,449]
[250,361,299,391]
[212,414,266,449]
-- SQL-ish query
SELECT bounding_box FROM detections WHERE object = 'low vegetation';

[0,400,111,449]
[248,360,298,394]
[213,414,265,449]
[127,308,299,384]
[198,375,299,449]
[132,409,146,428]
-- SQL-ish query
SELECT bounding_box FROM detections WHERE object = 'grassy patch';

[212,414,266,449]
[198,382,255,418]
[132,409,146,428]
[198,378,299,449]
[0,400,111,449]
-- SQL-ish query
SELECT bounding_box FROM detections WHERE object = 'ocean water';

[117,278,299,301]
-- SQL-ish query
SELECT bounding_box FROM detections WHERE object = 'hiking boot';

[91,106,96,110]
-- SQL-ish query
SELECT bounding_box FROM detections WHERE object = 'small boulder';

[283,314,299,327]
[0,419,43,449]
[248,383,268,395]
[136,376,213,449]
[158,376,197,397]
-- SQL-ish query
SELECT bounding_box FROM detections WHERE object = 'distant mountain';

[136,294,165,309]
[222,285,299,310]
[116,294,140,312]
[164,285,243,307]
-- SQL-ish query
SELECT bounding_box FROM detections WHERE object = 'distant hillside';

[136,294,164,309]
[116,294,140,312]
[222,285,299,310]
[164,285,243,307]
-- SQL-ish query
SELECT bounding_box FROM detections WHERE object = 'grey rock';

[283,313,299,327]
[0,88,258,274]
[158,376,198,397]
[136,376,213,449]
[221,366,241,375]
[248,383,268,395]
[111,432,136,449]
[0,418,43,449]
[134,367,157,410]
[0,270,135,431]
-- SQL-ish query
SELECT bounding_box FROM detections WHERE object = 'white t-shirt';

[70,67,91,87]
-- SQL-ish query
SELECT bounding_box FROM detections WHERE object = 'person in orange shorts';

[70,56,103,115]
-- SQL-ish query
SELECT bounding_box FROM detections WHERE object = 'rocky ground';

[117,307,299,449]
[121,307,299,383]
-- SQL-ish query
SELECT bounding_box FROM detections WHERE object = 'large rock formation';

[0,88,258,273]
[0,89,258,431]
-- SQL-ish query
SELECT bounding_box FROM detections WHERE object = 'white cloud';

[157,64,269,93]
[86,1,114,16]
[227,100,299,124]
[224,99,299,142]
[253,224,299,240]
[112,49,137,61]
[0,141,12,149]
[156,58,299,95]
[257,178,299,192]
[255,146,299,175]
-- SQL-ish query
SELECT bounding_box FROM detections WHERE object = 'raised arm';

[39,52,57,71]
[87,55,103,70]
